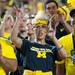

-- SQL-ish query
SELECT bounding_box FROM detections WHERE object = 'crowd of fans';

[0,0,75,75]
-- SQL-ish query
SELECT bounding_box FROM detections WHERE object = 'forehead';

[46,2,57,8]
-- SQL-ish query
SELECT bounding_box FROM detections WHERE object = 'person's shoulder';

[0,37,16,59]
[0,37,12,44]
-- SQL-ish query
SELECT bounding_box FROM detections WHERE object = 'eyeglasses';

[36,25,47,29]
[46,6,57,10]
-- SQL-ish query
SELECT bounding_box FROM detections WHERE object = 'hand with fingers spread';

[11,7,28,48]
[47,26,56,40]
[50,14,59,29]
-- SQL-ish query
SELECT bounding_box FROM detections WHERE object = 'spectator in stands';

[11,10,67,75]
[45,0,73,75]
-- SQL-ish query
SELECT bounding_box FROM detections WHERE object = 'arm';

[11,13,23,48]
[52,36,67,59]
[48,28,67,59]
[0,56,17,72]
[62,21,73,34]
[0,44,17,72]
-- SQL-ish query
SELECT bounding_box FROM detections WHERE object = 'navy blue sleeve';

[20,39,30,55]
[52,46,60,61]
[52,46,63,61]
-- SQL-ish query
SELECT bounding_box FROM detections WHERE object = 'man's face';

[46,2,58,16]
[19,18,27,32]
[36,24,47,40]
[26,19,34,35]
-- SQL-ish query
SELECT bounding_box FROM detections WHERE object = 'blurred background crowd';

[0,0,75,21]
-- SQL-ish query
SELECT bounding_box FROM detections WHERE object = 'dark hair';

[45,0,58,8]
[23,1,29,5]
[70,9,75,18]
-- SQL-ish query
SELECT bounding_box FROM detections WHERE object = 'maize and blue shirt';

[20,39,59,72]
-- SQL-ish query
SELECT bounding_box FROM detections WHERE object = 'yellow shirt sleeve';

[58,34,75,75]
[0,37,16,59]
[0,67,6,75]
[55,34,73,65]
[58,33,73,57]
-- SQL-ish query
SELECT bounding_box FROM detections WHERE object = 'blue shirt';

[21,39,58,72]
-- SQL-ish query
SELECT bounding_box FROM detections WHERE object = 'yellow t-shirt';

[23,70,53,75]
[58,33,75,75]
[0,37,16,75]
